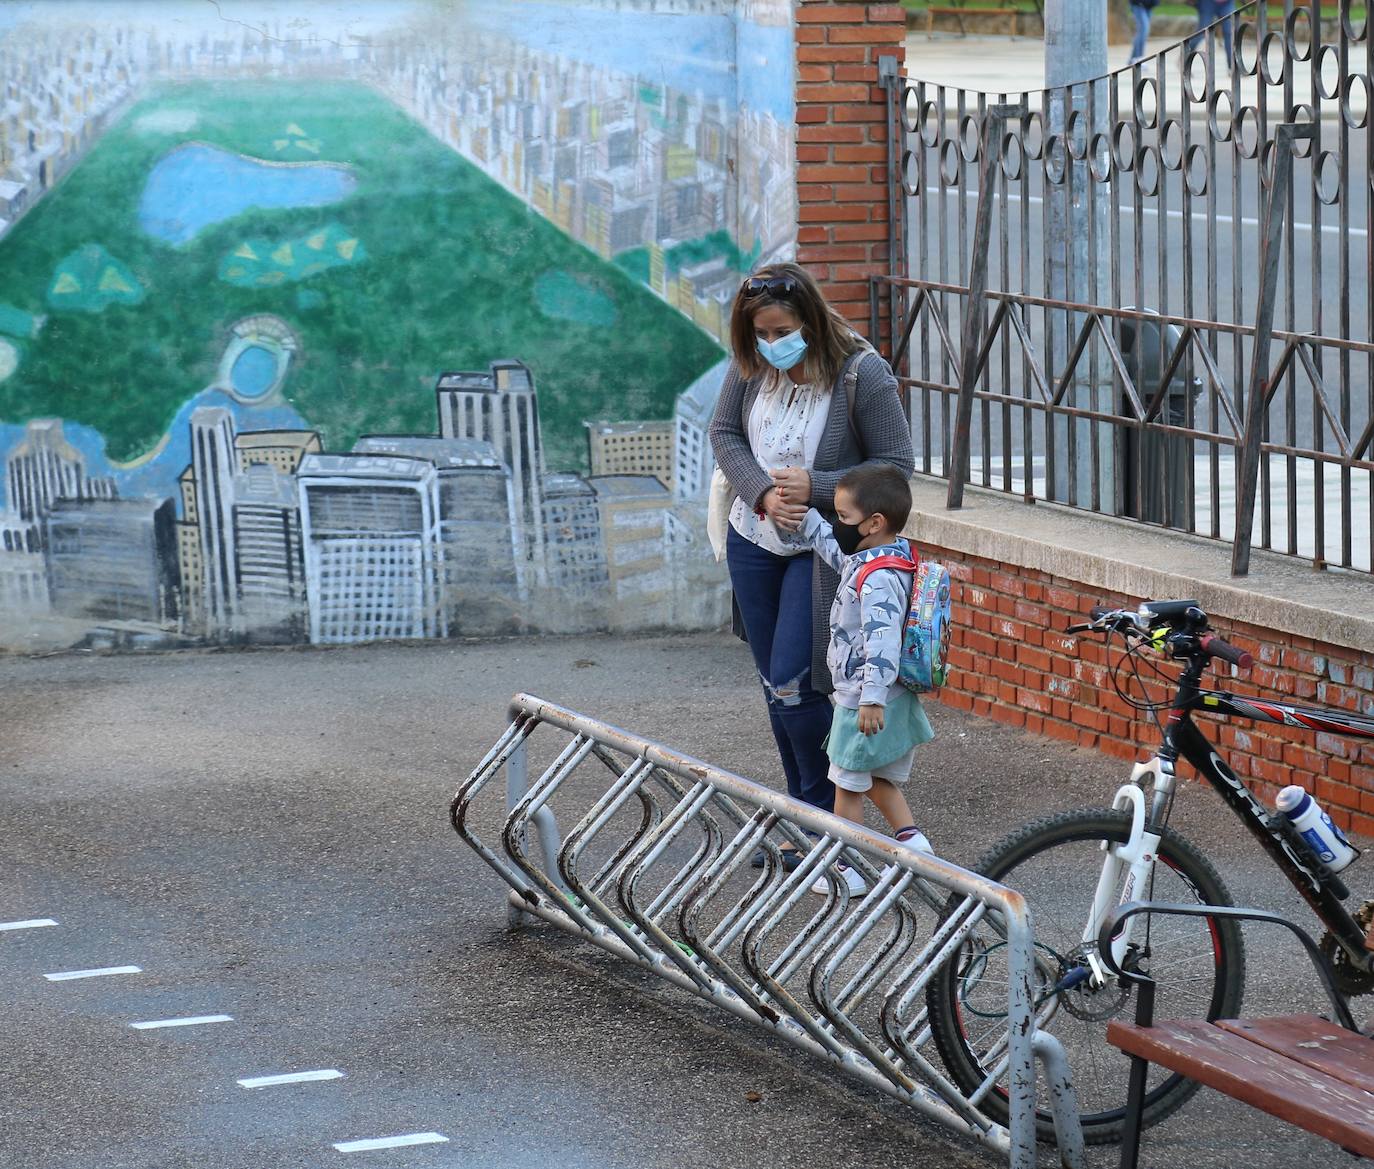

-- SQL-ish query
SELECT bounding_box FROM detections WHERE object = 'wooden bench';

[1099,901,1371,1168]
[920,0,1041,39]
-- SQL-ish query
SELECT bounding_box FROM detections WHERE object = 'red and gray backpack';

[853,551,953,694]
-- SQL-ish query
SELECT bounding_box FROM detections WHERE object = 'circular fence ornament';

[1185,143,1209,197]
[1342,4,1366,43]
[1160,118,1185,171]
[1002,129,1024,181]
[1023,110,1044,159]
[1317,45,1342,101]
[1185,50,1211,103]
[1343,73,1370,129]
[1288,104,1316,157]
[1067,108,1090,161]
[1113,120,1137,171]
[1135,143,1160,196]
[1234,104,1261,159]
[1209,89,1234,141]
[903,148,922,197]
[921,100,942,148]
[1134,76,1159,129]
[961,114,981,163]
[1261,31,1287,86]
[1045,133,1068,184]
[1315,150,1342,206]
[1089,132,1112,183]
[940,138,961,185]
[904,87,921,134]
[1235,21,1260,76]
[1286,7,1313,62]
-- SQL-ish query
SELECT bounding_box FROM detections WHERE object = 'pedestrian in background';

[1129,0,1157,65]
[1188,0,1235,68]
[709,263,914,868]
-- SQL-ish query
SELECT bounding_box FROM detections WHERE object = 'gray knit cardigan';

[708,347,916,694]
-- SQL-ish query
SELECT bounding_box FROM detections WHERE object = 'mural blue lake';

[139,143,357,245]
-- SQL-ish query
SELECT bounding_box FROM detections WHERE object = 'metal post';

[878,53,903,365]
[1044,0,1110,507]
[948,105,1019,509]
[504,739,532,925]
[1232,123,1314,576]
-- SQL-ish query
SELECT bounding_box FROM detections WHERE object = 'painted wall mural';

[0,0,796,651]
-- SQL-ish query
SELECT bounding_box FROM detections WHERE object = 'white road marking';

[44,965,141,981]
[130,1015,234,1030]
[0,918,58,931]
[332,1133,450,1153]
[238,1069,343,1089]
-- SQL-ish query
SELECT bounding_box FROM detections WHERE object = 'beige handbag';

[706,466,732,563]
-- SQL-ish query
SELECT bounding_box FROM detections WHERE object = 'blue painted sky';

[457,0,794,123]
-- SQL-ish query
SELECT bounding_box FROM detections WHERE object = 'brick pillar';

[794,1,906,338]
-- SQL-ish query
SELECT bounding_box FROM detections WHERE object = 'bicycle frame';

[1083,665,1374,982]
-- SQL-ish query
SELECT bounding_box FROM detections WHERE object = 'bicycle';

[924,597,1374,1144]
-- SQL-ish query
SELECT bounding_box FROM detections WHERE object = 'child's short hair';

[837,464,912,531]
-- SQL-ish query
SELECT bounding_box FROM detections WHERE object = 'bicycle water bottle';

[1276,785,1359,873]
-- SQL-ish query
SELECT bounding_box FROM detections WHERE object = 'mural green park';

[0,79,725,471]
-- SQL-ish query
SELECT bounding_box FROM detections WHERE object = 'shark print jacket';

[800,509,911,711]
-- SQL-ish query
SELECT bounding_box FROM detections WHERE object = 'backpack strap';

[854,552,918,595]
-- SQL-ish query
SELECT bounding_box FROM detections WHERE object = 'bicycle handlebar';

[1200,633,1253,670]
[1077,601,1252,670]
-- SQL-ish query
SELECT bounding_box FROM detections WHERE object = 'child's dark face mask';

[833,516,871,556]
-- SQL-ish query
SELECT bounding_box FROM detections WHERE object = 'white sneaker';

[811,863,867,895]
[898,830,933,854]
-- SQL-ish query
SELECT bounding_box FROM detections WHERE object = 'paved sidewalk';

[2,631,1365,1167]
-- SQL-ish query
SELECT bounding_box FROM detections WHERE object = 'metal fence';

[451,693,1085,1168]
[876,0,1374,574]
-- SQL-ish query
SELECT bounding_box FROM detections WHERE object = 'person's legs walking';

[768,550,835,813]
[726,528,834,813]
[1129,3,1150,63]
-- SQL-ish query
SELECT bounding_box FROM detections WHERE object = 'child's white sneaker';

[898,829,933,854]
[810,863,867,896]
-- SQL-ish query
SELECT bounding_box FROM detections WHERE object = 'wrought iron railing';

[876,0,1374,574]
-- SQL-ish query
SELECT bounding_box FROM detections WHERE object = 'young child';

[797,463,935,895]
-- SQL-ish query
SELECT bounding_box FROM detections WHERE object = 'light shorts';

[828,745,917,794]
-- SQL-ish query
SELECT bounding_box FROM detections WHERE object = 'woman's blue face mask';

[756,328,807,372]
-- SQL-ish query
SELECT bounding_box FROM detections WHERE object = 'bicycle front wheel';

[926,808,1246,1144]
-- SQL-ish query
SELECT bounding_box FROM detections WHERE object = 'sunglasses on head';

[742,275,798,298]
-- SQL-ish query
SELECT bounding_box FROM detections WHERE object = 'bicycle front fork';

[1078,758,1174,989]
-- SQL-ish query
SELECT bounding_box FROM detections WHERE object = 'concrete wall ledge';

[905,473,1374,654]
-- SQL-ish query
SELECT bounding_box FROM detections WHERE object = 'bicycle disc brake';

[1321,900,1374,997]
[1055,948,1131,1022]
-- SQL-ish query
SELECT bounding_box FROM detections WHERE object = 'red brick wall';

[793,0,905,329]
[929,543,1374,835]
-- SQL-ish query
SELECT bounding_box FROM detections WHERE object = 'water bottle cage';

[1275,815,1352,901]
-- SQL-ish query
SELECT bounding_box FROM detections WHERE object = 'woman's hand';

[760,486,808,532]
[769,466,811,507]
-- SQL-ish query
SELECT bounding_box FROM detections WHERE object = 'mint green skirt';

[825,689,934,772]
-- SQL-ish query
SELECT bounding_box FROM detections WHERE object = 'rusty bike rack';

[450,694,1086,1169]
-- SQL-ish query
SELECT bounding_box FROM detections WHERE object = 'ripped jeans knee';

[761,666,809,707]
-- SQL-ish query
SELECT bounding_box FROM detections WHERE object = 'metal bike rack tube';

[451,694,1087,1169]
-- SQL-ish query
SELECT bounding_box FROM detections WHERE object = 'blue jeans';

[1129,4,1150,62]
[727,526,835,814]
[1188,0,1234,66]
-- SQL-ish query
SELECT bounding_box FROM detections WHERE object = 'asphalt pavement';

[1,631,1364,1168]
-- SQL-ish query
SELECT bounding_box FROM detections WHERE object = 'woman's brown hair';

[728,261,861,388]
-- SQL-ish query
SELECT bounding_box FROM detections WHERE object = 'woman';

[709,262,914,862]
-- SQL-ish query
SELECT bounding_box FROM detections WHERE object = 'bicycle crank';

[1321,899,1374,996]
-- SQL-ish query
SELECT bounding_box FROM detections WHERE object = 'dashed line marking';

[332,1133,449,1153]
[130,1015,234,1030]
[44,965,141,982]
[238,1069,344,1089]
[0,918,58,931]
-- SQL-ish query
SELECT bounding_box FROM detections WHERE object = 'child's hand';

[858,704,885,735]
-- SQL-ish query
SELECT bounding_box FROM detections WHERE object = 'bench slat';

[1216,1015,1374,1095]
[1107,1018,1374,1156]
